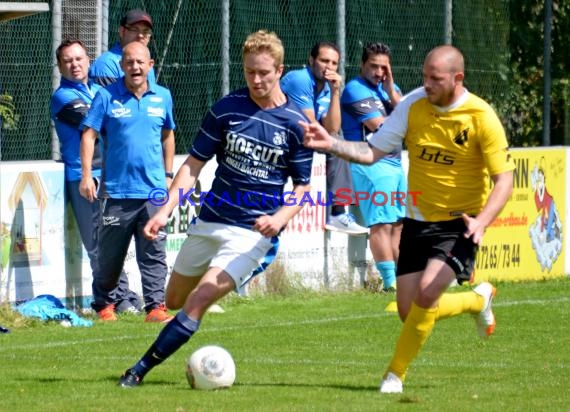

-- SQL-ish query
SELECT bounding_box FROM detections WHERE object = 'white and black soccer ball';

[186,345,236,390]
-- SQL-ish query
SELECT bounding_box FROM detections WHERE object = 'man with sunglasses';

[89,9,156,87]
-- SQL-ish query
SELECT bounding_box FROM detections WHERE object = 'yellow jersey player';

[301,44,515,394]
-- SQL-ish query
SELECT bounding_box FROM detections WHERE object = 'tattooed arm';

[300,120,386,164]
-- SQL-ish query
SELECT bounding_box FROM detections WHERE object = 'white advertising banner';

[0,161,72,303]
[0,154,376,306]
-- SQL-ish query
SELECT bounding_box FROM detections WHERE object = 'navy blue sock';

[132,311,201,377]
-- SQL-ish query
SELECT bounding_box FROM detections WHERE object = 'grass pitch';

[1,278,569,412]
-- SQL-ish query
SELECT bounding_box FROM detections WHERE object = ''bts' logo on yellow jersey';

[417,147,455,165]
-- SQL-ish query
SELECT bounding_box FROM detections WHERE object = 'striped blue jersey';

[190,88,314,229]
[50,78,102,181]
[341,76,402,165]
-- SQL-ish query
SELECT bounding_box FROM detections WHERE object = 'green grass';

[1,279,569,412]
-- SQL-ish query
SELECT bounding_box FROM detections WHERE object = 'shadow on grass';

[98,375,379,391]
[233,381,378,392]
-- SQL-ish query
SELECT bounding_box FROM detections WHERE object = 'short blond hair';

[242,30,284,67]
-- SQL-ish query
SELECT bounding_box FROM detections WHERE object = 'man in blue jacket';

[50,39,141,315]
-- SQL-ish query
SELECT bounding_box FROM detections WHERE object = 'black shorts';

[397,217,477,285]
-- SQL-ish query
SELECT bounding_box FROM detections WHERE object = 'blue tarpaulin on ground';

[15,294,93,327]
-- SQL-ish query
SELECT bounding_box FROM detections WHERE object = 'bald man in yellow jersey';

[301,45,515,394]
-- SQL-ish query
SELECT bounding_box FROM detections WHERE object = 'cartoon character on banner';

[529,157,562,271]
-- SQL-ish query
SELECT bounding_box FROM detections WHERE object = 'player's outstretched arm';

[143,154,205,240]
[299,120,385,165]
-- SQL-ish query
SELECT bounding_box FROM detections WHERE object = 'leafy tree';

[0,94,18,131]
[496,0,569,146]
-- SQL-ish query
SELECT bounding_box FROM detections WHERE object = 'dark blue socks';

[132,311,201,378]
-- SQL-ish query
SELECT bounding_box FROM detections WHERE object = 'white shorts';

[172,218,275,289]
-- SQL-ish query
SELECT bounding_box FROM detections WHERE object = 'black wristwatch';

[165,172,174,179]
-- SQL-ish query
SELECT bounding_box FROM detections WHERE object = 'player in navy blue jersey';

[119,30,313,387]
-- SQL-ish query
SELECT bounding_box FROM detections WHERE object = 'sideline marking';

[1,295,569,352]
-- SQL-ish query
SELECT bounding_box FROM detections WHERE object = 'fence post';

[444,0,453,44]
[100,0,107,53]
[542,0,552,146]
[221,0,230,97]
[51,0,62,162]
[336,0,346,80]
[562,80,570,145]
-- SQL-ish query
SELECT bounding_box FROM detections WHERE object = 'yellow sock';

[386,302,437,380]
[436,291,484,320]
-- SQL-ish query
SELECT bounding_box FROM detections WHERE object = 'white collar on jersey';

[433,88,469,112]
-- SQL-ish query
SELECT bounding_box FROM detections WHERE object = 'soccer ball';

[186,345,236,390]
